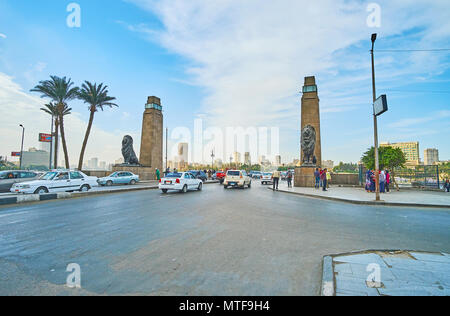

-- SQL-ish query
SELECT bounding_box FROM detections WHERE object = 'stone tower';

[295,76,322,187]
[140,96,163,171]
[300,76,322,166]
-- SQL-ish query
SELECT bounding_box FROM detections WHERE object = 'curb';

[271,188,450,209]
[321,256,335,296]
[0,180,220,207]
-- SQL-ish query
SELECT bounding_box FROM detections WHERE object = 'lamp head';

[371,33,377,43]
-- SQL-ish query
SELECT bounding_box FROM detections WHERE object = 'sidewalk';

[322,250,450,296]
[275,185,450,208]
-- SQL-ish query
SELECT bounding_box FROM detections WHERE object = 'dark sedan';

[189,170,208,182]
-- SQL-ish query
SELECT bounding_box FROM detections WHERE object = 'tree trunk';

[58,111,70,169]
[78,110,95,171]
[54,118,59,169]
[391,170,400,191]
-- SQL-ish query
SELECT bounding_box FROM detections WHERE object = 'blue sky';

[0,0,449,165]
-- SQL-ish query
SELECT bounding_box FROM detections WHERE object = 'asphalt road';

[0,181,449,295]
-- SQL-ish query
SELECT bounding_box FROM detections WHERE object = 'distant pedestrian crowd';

[314,168,331,191]
[365,169,391,193]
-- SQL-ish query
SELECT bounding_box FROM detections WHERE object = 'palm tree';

[77,81,118,171]
[31,76,79,169]
[40,102,72,169]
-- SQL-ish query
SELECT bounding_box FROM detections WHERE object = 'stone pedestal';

[294,166,317,188]
[112,165,156,181]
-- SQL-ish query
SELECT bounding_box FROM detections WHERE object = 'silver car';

[0,170,41,193]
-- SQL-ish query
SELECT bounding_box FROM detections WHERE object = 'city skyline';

[1,1,450,166]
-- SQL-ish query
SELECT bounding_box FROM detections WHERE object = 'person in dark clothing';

[321,169,328,191]
[444,179,450,193]
[287,171,293,188]
[314,168,320,189]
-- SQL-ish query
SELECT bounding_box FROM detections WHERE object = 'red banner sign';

[39,133,52,143]
[11,152,21,157]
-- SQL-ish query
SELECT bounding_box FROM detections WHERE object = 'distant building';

[178,143,189,165]
[275,155,282,166]
[215,159,223,168]
[88,158,99,169]
[99,161,107,170]
[380,142,420,166]
[322,160,334,170]
[21,147,50,169]
[233,152,241,164]
[114,158,124,165]
[424,148,439,165]
[244,152,251,165]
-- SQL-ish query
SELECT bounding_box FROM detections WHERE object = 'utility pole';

[49,116,54,170]
[211,149,215,169]
[371,33,381,201]
[19,124,25,170]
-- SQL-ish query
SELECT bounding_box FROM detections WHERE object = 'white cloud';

[0,33,6,39]
[127,0,450,129]
[0,72,139,165]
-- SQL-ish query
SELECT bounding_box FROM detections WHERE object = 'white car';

[10,170,98,194]
[224,170,252,189]
[159,172,203,194]
[261,172,273,185]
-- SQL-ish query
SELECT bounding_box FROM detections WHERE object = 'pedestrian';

[321,169,328,191]
[314,168,320,189]
[272,170,281,191]
[287,170,293,188]
[369,171,376,193]
[380,170,386,193]
[385,170,390,193]
[444,179,450,193]
[326,170,331,188]
[155,168,161,181]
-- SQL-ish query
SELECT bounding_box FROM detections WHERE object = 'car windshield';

[109,172,118,177]
[227,171,240,176]
[263,173,272,176]
[166,173,182,178]
[41,172,58,180]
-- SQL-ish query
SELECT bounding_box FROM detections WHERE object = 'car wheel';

[224,185,228,189]
[181,185,188,193]
[34,187,48,195]
[80,184,90,192]
[198,182,203,191]
[162,189,168,194]
[106,180,113,186]
[130,179,137,185]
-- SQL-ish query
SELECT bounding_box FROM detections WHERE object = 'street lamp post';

[49,116,54,170]
[371,33,381,201]
[19,124,25,170]
[211,149,215,169]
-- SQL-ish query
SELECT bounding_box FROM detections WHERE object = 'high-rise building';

[178,143,189,165]
[424,148,439,165]
[88,158,99,169]
[244,152,251,165]
[140,96,163,171]
[234,152,241,164]
[275,155,282,166]
[380,142,420,166]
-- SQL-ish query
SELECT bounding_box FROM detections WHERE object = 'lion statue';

[301,125,317,165]
[121,135,139,165]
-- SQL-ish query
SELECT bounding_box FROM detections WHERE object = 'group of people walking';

[314,168,330,191]
[365,169,391,193]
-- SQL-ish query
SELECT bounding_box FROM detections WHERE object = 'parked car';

[281,172,288,180]
[10,170,98,194]
[261,172,273,185]
[98,172,139,186]
[0,170,41,193]
[189,170,208,182]
[213,170,226,183]
[251,171,262,179]
[224,170,252,189]
[159,172,203,194]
